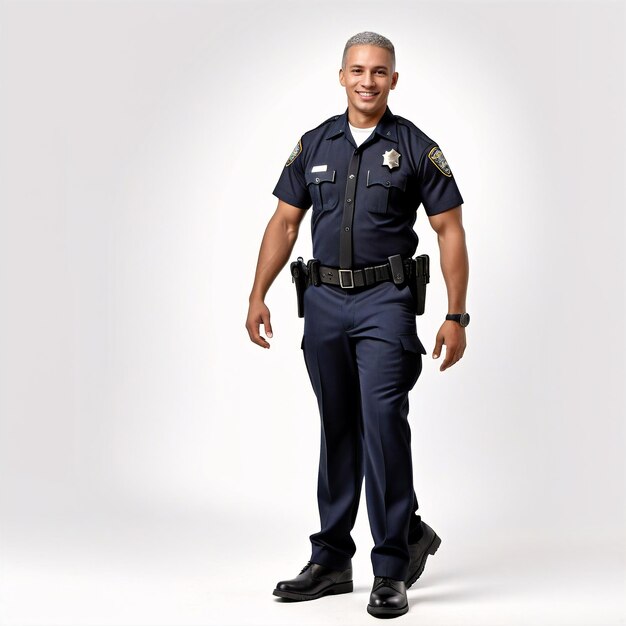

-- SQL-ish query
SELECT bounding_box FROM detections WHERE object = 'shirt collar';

[325,105,398,143]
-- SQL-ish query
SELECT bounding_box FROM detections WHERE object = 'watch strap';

[446,313,470,327]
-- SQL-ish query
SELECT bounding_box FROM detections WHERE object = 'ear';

[339,67,345,87]
[390,71,399,90]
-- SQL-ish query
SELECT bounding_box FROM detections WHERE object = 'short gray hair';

[342,32,396,72]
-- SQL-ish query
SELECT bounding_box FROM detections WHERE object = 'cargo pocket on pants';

[399,333,427,355]
[399,333,426,389]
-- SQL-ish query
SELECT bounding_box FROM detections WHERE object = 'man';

[245,31,469,619]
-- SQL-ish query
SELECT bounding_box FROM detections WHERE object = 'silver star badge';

[382,148,401,170]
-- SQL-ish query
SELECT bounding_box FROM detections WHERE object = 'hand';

[245,298,273,349]
[432,320,466,371]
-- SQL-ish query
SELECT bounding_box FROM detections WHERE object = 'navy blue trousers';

[301,279,427,580]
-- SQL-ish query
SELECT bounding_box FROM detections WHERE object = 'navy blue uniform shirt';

[273,105,464,268]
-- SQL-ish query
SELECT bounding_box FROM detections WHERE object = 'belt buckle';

[339,269,354,289]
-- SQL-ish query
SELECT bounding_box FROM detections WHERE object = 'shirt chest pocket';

[305,169,339,212]
[365,170,408,214]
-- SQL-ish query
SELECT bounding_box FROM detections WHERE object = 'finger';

[440,344,461,371]
[254,332,270,348]
[262,311,273,339]
[452,344,466,365]
[432,335,444,359]
[246,319,270,349]
[440,347,454,371]
[448,345,466,369]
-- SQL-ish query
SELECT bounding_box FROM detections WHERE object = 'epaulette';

[396,115,436,146]
[304,113,341,135]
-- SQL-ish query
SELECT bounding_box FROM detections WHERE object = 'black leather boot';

[273,560,353,601]
[405,521,442,589]
[367,576,408,618]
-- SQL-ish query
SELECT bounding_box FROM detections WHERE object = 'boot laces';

[373,576,397,591]
[299,561,313,575]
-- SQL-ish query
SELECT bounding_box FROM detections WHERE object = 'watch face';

[460,313,470,327]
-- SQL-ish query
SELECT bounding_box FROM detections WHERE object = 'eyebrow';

[348,65,389,70]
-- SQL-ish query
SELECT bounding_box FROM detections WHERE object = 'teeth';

[359,92,376,96]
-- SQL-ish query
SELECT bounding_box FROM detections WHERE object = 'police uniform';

[273,105,463,581]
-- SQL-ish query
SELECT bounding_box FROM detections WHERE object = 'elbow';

[285,222,300,243]
[271,213,299,238]
[436,222,465,242]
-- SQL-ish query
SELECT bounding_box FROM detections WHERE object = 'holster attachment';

[412,254,430,316]
[290,256,308,318]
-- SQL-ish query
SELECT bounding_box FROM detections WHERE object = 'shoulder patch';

[428,146,452,177]
[285,138,302,167]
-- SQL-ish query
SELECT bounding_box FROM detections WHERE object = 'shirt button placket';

[339,149,361,269]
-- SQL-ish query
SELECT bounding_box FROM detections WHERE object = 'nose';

[360,71,376,87]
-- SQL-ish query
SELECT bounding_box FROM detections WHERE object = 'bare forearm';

[437,225,469,313]
[249,215,299,302]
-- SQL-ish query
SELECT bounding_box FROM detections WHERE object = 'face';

[339,44,398,121]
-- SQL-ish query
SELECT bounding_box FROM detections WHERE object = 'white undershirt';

[349,122,376,147]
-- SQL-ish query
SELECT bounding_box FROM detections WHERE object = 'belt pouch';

[307,258,321,287]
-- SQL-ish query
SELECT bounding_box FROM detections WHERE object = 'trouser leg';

[407,491,423,543]
[301,285,364,571]
[352,281,425,580]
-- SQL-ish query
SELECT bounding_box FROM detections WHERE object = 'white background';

[0,1,624,625]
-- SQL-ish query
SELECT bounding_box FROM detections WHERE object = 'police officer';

[245,31,469,619]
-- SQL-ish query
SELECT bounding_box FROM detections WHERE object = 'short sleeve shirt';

[272,105,464,267]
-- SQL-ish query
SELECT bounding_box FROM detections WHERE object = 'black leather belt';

[318,258,413,289]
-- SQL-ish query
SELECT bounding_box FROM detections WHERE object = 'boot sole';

[367,602,409,618]
[406,532,442,589]
[273,580,353,601]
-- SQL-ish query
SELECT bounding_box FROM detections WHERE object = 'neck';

[347,103,387,128]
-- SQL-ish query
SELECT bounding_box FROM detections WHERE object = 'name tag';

[311,164,327,173]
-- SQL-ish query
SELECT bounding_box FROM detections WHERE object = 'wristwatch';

[446,312,470,327]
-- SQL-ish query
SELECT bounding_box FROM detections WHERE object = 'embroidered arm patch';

[428,146,452,177]
[285,138,302,167]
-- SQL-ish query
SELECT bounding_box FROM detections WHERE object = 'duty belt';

[316,255,414,289]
